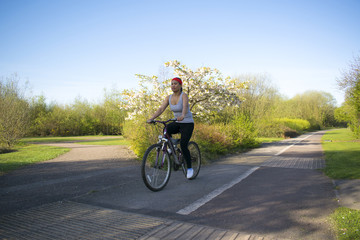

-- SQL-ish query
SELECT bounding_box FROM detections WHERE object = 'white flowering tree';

[120,60,247,121]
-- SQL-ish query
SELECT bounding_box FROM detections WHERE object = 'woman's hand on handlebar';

[147,118,177,124]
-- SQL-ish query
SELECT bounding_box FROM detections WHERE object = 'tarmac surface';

[0,131,359,239]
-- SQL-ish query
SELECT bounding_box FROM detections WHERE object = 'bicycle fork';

[148,147,166,185]
[154,145,166,169]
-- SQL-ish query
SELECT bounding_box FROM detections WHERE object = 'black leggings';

[167,122,194,168]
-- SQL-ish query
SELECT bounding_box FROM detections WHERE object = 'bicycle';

[141,118,201,192]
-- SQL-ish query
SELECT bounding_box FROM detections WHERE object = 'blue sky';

[1,0,359,105]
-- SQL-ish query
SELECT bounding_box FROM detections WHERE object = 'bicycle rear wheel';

[141,143,172,191]
[187,141,201,180]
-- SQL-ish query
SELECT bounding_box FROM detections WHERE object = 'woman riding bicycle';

[147,77,195,179]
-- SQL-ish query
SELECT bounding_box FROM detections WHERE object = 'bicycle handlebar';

[148,118,177,125]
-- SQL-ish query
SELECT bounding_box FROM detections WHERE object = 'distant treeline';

[0,71,347,151]
[0,74,126,148]
[27,95,126,137]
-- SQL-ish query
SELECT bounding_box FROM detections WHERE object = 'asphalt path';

[0,131,338,239]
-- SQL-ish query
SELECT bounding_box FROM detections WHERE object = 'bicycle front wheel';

[141,143,172,191]
[187,141,201,180]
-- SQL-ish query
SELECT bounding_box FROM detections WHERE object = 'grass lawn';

[1,136,129,175]
[0,144,70,175]
[22,135,130,145]
[331,207,360,240]
[76,137,130,146]
[322,128,360,179]
[322,128,360,240]
[256,137,283,143]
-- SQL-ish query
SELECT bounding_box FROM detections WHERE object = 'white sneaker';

[186,168,194,179]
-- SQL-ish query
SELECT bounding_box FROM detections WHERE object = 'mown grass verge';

[22,136,130,145]
[1,136,129,175]
[331,207,360,240]
[322,128,360,240]
[0,144,70,175]
[256,137,284,143]
[76,138,130,146]
[322,128,360,179]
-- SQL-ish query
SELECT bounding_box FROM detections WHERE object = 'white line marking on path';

[275,133,315,156]
[176,167,259,215]
[177,132,317,216]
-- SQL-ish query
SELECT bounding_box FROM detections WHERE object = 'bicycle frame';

[153,119,183,169]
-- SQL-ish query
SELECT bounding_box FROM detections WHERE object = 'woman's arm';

[147,95,170,122]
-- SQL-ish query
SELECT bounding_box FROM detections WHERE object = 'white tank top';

[169,92,194,123]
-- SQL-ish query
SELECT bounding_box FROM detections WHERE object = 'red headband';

[172,77,182,85]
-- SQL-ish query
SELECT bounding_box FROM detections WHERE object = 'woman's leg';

[166,122,180,136]
[179,123,194,168]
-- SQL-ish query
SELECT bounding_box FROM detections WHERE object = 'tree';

[119,60,248,157]
[231,74,282,137]
[165,60,247,120]
[97,88,126,135]
[235,74,279,119]
[120,60,247,121]
[337,55,360,137]
[276,91,336,129]
[28,95,51,136]
[334,102,355,126]
[0,74,30,149]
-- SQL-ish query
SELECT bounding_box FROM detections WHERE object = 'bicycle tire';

[141,143,172,191]
[187,141,201,180]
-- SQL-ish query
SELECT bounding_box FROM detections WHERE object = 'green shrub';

[192,123,232,162]
[256,119,283,137]
[124,115,259,163]
[256,118,310,138]
[192,115,258,162]
[227,114,258,147]
[123,116,159,159]
[349,120,360,138]
[275,118,310,132]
